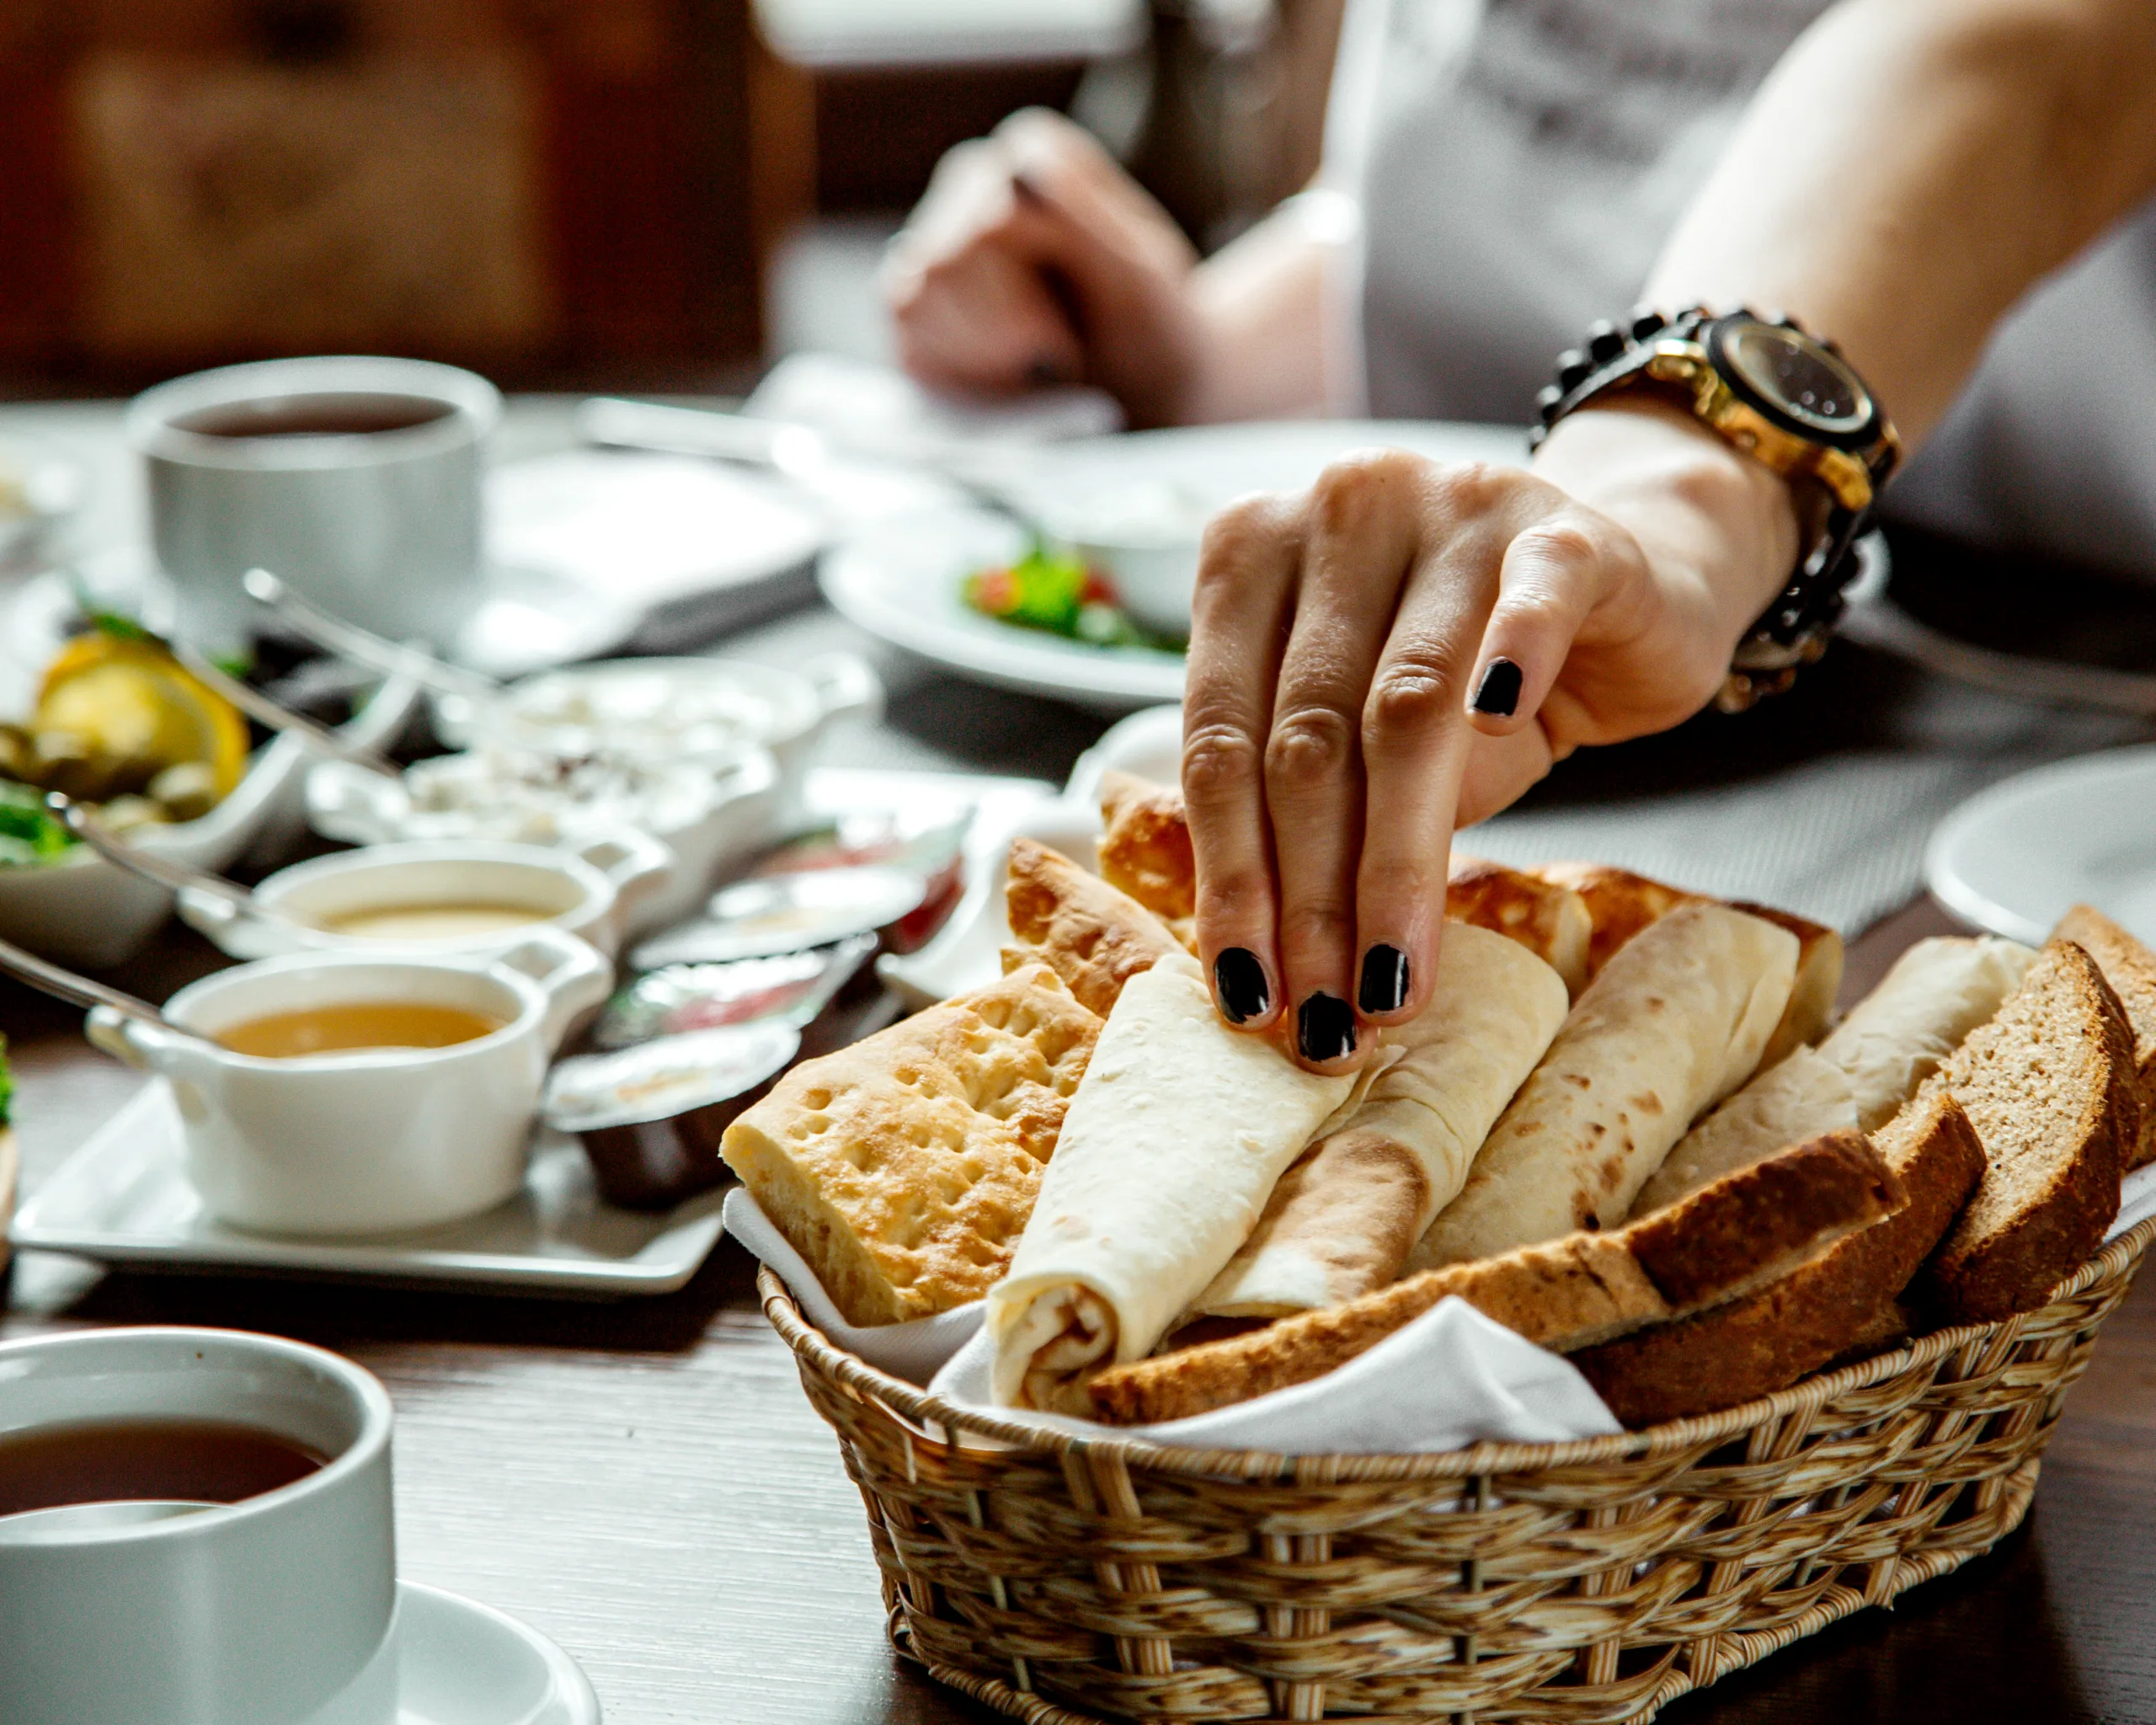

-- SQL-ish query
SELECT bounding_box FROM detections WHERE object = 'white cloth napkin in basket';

[729,1164,2156,1455]
[724,1189,1620,1451]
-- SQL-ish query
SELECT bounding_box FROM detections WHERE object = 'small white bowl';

[1040,478,1214,638]
[0,672,421,969]
[430,651,881,826]
[179,832,675,963]
[305,745,780,935]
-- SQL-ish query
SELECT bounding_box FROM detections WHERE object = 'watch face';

[1717,321,1875,439]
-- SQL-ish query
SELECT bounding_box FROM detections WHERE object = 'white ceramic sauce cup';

[128,355,501,656]
[88,928,611,1236]
[0,1326,398,1725]
[178,832,675,963]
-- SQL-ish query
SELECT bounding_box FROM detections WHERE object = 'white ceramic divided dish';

[821,419,1528,712]
[306,748,780,937]
[1925,744,2156,944]
[0,1327,398,1725]
[181,833,675,963]
[0,673,421,969]
[89,930,611,1236]
[430,651,883,827]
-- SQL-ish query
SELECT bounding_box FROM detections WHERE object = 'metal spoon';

[0,928,193,1035]
[242,569,499,703]
[44,793,267,921]
[150,629,404,779]
[574,396,1046,531]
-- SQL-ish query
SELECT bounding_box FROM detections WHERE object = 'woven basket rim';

[758,1210,2156,1482]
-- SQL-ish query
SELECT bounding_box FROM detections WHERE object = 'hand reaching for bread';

[722,776,2156,1431]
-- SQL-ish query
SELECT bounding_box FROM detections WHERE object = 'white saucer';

[326,1580,599,1725]
[11,1083,726,1297]
[7,545,638,686]
[1926,745,2156,945]
[819,419,1527,713]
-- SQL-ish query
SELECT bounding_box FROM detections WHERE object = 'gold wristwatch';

[1529,307,1903,711]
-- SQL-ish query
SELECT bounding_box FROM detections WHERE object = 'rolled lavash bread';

[1409,901,1799,1270]
[1630,932,2035,1215]
[1189,923,1571,1319]
[985,951,1366,1413]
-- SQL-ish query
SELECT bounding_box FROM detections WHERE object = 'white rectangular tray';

[10,1083,728,1297]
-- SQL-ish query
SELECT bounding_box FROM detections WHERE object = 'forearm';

[1647,0,2156,443]
[1181,195,1346,422]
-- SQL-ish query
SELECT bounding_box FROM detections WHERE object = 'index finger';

[1182,494,1301,1032]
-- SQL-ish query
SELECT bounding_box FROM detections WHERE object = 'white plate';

[819,419,1529,713]
[1926,745,2156,945]
[311,1580,600,1725]
[11,1082,726,1297]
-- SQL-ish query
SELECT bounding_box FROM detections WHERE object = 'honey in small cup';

[215,1001,505,1059]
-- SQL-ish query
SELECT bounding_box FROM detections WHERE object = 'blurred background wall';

[0,0,1342,397]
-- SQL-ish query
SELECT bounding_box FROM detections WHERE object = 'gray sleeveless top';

[1337,0,2156,579]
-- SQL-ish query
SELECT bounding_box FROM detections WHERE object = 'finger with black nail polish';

[1470,657,1523,718]
[1357,944,1411,1016]
[1296,991,1356,1063]
[1213,948,1272,1025]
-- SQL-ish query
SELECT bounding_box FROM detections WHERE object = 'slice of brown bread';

[1087,1129,1903,1426]
[1096,770,1196,921]
[1919,937,2135,1323]
[1573,1090,1983,1427]
[1444,857,1593,997]
[2053,904,2156,1169]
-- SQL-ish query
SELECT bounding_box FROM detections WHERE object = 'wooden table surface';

[5,400,2156,1723]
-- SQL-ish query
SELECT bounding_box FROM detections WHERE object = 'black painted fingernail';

[1358,944,1411,1015]
[1471,657,1523,717]
[1214,948,1270,1024]
[1297,991,1356,1062]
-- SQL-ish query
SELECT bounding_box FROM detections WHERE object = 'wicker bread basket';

[761,1210,2156,1725]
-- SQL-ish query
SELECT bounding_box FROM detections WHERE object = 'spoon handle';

[242,569,499,702]
[45,793,257,911]
[0,931,166,1024]
[165,640,403,779]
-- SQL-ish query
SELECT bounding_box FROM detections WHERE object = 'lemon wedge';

[35,633,249,804]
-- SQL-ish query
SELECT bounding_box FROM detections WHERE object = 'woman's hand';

[881,109,1207,428]
[1182,402,1800,1070]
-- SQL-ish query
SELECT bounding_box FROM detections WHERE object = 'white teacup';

[0,1326,398,1725]
[178,832,675,963]
[89,929,611,1236]
[129,355,500,656]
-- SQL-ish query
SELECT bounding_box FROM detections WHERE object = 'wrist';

[1530,399,1801,644]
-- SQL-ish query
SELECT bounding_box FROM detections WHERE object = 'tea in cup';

[90,927,611,1236]
[0,1326,398,1725]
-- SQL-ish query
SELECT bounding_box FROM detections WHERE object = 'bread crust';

[2054,903,2156,1169]
[1005,836,1184,1018]
[1575,1091,1983,1427]
[1730,901,1844,1068]
[1529,862,1699,983]
[1920,938,2135,1323]
[1444,857,1593,996]
[720,964,1101,1326]
[1087,1129,1901,1426]
[1096,770,1197,921]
